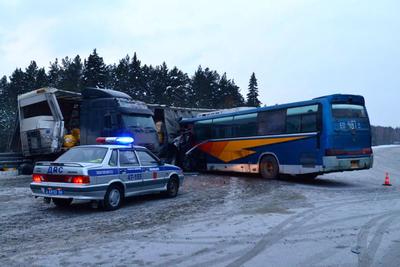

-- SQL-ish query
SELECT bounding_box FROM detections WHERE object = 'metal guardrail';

[0,152,31,169]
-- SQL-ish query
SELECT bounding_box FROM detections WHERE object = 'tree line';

[0,49,261,151]
[371,126,400,146]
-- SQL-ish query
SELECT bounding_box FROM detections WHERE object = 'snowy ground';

[1,146,400,267]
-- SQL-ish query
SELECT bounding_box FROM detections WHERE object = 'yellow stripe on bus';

[198,136,307,163]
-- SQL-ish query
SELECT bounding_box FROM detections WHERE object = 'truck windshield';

[122,114,155,129]
[21,101,52,119]
[55,147,108,163]
[331,104,367,119]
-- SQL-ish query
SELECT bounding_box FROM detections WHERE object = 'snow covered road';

[1,146,400,266]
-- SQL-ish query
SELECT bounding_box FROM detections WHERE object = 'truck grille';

[27,130,42,150]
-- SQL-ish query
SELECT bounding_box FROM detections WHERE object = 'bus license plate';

[41,188,64,195]
[351,160,359,168]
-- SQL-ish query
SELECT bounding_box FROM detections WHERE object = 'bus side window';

[286,115,301,133]
[194,119,212,141]
[257,109,286,135]
[233,113,257,137]
[286,105,318,133]
[301,113,317,132]
[212,116,234,139]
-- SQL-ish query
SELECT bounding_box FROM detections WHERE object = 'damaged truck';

[11,87,209,173]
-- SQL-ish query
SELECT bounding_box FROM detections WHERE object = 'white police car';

[30,137,184,210]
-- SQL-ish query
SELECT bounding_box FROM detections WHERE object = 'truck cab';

[17,87,159,159]
[18,88,81,157]
[80,88,159,153]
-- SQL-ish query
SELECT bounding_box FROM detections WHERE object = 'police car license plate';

[41,188,64,195]
[351,160,359,168]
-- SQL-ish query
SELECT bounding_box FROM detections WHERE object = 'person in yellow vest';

[63,128,80,148]
[155,121,164,144]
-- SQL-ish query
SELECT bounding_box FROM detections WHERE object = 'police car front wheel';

[103,184,124,211]
[166,177,179,198]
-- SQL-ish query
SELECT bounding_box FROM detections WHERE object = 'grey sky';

[0,0,399,126]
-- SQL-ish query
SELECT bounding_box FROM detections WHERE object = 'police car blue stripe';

[126,168,142,173]
[159,166,181,171]
[88,169,119,176]
[88,166,180,177]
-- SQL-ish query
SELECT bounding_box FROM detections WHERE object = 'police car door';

[118,149,143,193]
[136,150,166,190]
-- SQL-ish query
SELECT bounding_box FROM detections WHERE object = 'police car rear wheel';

[166,178,179,198]
[53,198,73,207]
[104,185,123,211]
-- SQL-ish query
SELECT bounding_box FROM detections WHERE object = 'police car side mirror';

[158,159,166,165]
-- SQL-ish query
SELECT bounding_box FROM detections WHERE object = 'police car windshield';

[55,147,108,163]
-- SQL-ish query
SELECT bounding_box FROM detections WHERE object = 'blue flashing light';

[115,137,134,145]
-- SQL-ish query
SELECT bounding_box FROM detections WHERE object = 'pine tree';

[148,62,169,104]
[0,75,7,93]
[246,72,261,107]
[128,52,146,100]
[22,61,48,91]
[226,79,244,107]
[48,59,62,88]
[24,61,39,92]
[191,66,205,107]
[215,73,229,108]
[191,66,220,108]
[60,55,83,92]
[82,49,107,88]
[165,67,192,107]
[216,73,244,108]
[141,64,153,102]
[36,68,48,88]
[113,55,129,92]
[0,76,10,151]
[8,68,26,106]
[3,71,19,147]
[0,75,9,107]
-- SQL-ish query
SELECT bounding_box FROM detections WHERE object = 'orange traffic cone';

[383,172,392,186]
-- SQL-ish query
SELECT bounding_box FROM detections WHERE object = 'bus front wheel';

[260,155,279,179]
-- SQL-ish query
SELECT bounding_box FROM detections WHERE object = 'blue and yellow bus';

[179,94,373,179]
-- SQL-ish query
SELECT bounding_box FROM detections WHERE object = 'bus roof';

[181,94,365,124]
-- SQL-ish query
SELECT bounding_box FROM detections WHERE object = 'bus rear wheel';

[260,155,279,179]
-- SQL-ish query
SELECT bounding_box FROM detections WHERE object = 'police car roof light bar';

[96,137,134,145]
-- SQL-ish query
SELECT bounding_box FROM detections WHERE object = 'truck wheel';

[103,184,123,211]
[19,163,34,175]
[53,198,73,207]
[182,156,192,171]
[260,155,279,179]
[165,177,179,198]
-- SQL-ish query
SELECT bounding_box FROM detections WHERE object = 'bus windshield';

[331,104,367,119]
[55,147,108,163]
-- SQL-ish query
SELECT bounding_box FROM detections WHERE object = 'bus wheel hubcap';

[267,162,274,173]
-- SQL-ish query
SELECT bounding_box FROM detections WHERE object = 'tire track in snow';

[225,195,400,267]
[356,212,400,267]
